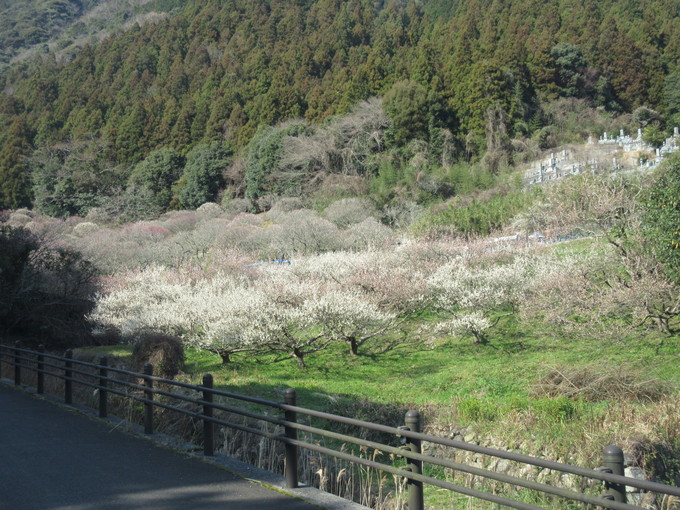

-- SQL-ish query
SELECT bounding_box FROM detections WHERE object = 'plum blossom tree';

[426,255,541,344]
[289,249,428,313]
[197,286,290,363]
[305,288,397,356]
[88,261,404,366]
[89,266,272,361]
[88,265,213,339]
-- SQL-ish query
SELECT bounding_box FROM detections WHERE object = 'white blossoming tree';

[88,261,405,367]
[88,266,259,362]
[306,289,398,356]
[291,249,428,313]
[426,255,540,344]
[246,267,388,366]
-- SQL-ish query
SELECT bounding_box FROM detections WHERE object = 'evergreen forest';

[0,0,679,213]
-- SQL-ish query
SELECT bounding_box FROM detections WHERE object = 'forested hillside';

[0,0,679,211]
[0,0,91,60]
[0,0,184,68]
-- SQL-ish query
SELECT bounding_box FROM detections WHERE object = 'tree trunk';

[292,348,306,368]
[348,336,359,356]
[472,331,488,345]
[219,351,231,364]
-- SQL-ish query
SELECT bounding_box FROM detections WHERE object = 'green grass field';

[83,313,679,454]
[81,320,679,508]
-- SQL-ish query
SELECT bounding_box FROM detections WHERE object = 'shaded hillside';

[0,0,185,69]
[0,0,89,59]
[1,0,679,209]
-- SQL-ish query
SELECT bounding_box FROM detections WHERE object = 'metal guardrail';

[2,342,679,509]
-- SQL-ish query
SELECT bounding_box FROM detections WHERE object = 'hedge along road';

[0,383,328,510]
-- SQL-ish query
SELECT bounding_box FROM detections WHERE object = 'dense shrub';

[195,202,223,219]
[73,221,100,236]
[344,217,393,250]
[642,154,680,285]
[127,147,184,210]
[414,188,535,238]
[221,197,252,214]
[178,142,232,209]
[514,173,639,238]
[161,211,199,233]
[323,197,377,228]
[0,224,97,347]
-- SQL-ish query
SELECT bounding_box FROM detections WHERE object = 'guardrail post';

[284,388,298,489]
[202,374,214,456]
[37,344,45,394]
[99,356,108,418]
[14,341,21,386]
[143,363,154,434]
[405,410,424,510]
[64,349,73,404]
[603,445,626,503]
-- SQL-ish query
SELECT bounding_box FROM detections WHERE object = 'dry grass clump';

[216,413,405,509]
[132,332,185,378]
[533,365,675,403]
[661,495,680,510]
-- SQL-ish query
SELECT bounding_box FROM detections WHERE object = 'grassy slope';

[84,303,679,506]
[193,305,680,506]
[178,239,678,412]
[180,322,678,409]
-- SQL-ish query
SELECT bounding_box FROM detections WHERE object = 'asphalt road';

[0,383,323,510]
